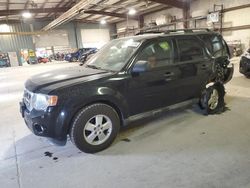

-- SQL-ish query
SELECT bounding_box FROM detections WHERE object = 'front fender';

[53,86,129,139]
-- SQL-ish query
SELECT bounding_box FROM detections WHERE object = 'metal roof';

[0,0,188,24]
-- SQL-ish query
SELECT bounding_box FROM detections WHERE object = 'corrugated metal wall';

[0,23,35,65]
[33,21,116,48]
[0,21,116,65]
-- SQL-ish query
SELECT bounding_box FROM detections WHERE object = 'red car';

[38,57,50,63]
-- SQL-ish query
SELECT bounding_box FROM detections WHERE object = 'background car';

[0,59,9,67]
[79,48,98,65]
[37,57,50,63]
[0,53,10,67]
[65,48,97,62]
[240,48,250,77]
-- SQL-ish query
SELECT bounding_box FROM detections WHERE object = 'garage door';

[81,29,110,49]
[34,30,69,48]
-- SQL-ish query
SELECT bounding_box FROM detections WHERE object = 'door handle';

[164,72,174,77]
[201,64,208,69]
[164,72,174,82]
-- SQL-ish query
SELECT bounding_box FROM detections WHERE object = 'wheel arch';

[54,86,130,139]
[64,97,128,136]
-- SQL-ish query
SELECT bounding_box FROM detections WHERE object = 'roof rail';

[135,30,164,35]
[164,28,212,34]
[136,28,212,36]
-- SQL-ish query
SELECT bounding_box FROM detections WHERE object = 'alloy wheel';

[208,89,219,110]
[83,115,112,145]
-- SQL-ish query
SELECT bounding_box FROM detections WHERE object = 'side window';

[136,40,173,69]
[221,39,230,57]
[200,35,213,53]
[177,38,205,62]
[211,36,223,57]
[200,35,228,58]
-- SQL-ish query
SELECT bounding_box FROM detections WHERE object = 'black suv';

[20,29,234,153]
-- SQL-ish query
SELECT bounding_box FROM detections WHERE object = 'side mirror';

[132,60,148,74]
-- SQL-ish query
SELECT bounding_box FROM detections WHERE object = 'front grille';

[23,89,33,111]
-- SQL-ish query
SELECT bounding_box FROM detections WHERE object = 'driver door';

[127,38,183,116]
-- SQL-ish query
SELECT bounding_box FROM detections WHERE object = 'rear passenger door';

[175,36,212,100]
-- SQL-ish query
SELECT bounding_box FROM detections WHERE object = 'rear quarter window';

[199,34,228,58]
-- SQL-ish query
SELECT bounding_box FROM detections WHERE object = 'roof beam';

[6,0,9,10]
[140,5,171,16]
[75,19,99,24]
[84,10,138,20]
[149,0,186,9]
[222,3,250,13]
[0,31,46,35]
[6,0,10,19]
[34,0,49,17]
[97,3,167,23]
[46,0,68,18]
[42,0,103,31]
[82,0,130,21]
[0,17,57,24]
[0,8,68,16]
[24,0,29,9]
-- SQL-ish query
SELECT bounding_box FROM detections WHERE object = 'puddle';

[121,138,131,142]
[44,151,53,157]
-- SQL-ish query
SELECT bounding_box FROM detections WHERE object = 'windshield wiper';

[86,64,115,73]
[86,65,102,70]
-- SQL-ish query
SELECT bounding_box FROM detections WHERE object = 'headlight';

[31,93,58,111]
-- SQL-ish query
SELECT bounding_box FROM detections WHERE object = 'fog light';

[34,124,45,134]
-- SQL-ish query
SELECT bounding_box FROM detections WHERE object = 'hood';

[25,66,111,93]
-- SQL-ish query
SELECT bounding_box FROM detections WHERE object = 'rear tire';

[199,83,225,114]
[70,103,120,153]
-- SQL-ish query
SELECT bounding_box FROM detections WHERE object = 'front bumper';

[19,101,67,144]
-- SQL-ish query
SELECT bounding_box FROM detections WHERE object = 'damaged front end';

[211,56,234,84]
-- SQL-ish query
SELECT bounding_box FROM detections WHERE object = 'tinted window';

[136,40,173,69]
[201,35,213,52]
[211,36,223,57]
[200,35,228,57]
[178,38,204,62]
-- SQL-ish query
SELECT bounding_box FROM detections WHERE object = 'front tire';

[70,103,120,153]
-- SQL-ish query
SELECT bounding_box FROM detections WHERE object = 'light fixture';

[100,20,106,25]
[128,8,136,15]
[22,12,32,19]
[0,24,10,32]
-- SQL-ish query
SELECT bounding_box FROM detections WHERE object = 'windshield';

[85,38,141,71]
